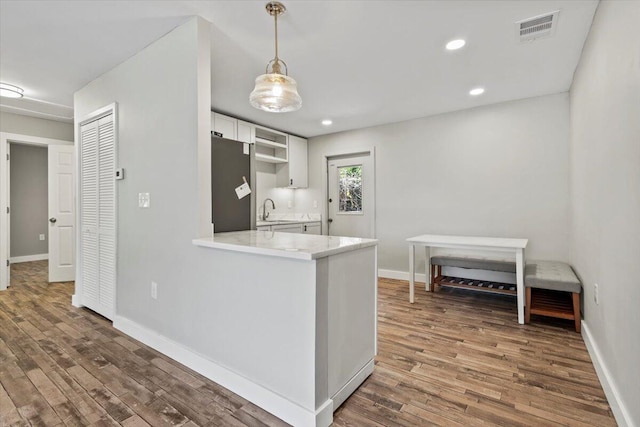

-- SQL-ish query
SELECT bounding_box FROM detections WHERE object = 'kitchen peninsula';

[192,230,378,427]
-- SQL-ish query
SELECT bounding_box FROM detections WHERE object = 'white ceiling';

[0,1,598,137]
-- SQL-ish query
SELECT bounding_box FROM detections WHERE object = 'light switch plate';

[138,192,150,208]
[39,234,45,241]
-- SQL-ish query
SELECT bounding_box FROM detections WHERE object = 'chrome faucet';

[262,198,275,221]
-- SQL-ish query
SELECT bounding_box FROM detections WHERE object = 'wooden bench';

[430,256,517,295]
[525,261,582,332]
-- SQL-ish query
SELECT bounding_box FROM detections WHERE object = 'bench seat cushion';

[430,256,516,273]
[525,261,581,293]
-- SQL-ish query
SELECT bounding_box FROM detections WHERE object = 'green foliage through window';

[338,165,362,212]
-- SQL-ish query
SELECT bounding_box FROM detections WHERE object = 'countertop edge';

[192,238,314,260]
[192,235,378,260]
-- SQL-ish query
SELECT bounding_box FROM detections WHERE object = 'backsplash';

[256,212,322,222]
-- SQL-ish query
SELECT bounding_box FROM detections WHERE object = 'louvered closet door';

[80,114,116,320]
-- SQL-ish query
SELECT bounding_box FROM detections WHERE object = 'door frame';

[323,148,376,238]
[72,103,118,313]
[0,132,73,290]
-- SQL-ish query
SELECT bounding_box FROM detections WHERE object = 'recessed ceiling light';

[322,119,332,126]
[445,39,466,50]
[0,83,24,98]
[469,87,485,96]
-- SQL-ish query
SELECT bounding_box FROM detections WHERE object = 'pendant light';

[249,1,302,113]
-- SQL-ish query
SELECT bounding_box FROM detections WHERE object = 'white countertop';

[256,219,320,227]
[193,230,377,260]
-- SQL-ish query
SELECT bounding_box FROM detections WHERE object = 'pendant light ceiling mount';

[249,1,302,113]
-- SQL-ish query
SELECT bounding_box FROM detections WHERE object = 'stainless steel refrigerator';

[211,135,256,233]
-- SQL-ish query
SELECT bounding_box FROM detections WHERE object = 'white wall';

[74,16,209,330]
[304,93,571,272]
[569,1,640,425]
[255,162,298,218]
[73,17,321,415]
[0,111,73,141]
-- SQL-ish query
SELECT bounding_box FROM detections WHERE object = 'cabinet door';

[303,223,321,235]
[271,224,303,233]
[212,113,237,140]
[276,135,308,188]
[237,120,255,144]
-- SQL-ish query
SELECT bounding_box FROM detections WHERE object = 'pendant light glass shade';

[249,2,302,113]
[250,73,302,113]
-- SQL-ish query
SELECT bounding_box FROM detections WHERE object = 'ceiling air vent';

[515,10,559,42]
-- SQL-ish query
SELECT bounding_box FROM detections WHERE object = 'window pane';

[338,165,362,213]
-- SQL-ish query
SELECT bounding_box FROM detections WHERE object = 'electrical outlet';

[151,281,158,299]
[313,200,318,208]
[594,283,599,305]
[39,234,45,241]
[287,200,293,209]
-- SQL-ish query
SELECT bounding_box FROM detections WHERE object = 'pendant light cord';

[274,8,279,63]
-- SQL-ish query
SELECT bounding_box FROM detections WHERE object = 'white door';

[48,145,75,282]
[327,154,375,238]
[79,114,116,320]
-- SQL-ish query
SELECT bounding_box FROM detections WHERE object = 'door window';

[338,165,363,213]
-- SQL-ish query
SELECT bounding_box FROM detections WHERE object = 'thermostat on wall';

[115,168,125,180]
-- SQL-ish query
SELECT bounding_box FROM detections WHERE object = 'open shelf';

[254,127,288,163]
[255,137,287,149]
[255,153,288,164]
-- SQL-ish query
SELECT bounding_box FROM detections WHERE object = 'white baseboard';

[582,321,634,427]
[378,268,426,283]
[332,359,374,410]
[71,294,82,308]
[113,315,333,427]
[10,253,48,263]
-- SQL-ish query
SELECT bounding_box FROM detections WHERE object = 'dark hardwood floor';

[0,261,615,426]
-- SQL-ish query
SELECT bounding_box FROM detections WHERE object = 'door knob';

[328,218,333,223]
[49,217,57,223]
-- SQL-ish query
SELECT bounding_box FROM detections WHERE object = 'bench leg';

[525,287,531,324]
[430,264,436,292]
[572,292,581,333]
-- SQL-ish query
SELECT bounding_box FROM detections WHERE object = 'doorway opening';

[0,132,74,290]
[8,143,49,267]
[325,150,376,238]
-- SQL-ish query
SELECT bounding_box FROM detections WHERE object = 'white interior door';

[79,113,116,320]
[327,154,375,238]
[48,145,75,282]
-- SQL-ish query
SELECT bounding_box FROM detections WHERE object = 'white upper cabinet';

[276,135,308,188]
[237,120,255,144]
[212,112,237,140]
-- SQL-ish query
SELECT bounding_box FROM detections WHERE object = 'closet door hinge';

[6,207,9,214]
[6,260,9,267]
[6,154,9,161]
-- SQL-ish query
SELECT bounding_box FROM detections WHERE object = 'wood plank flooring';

[1,261,615,426]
